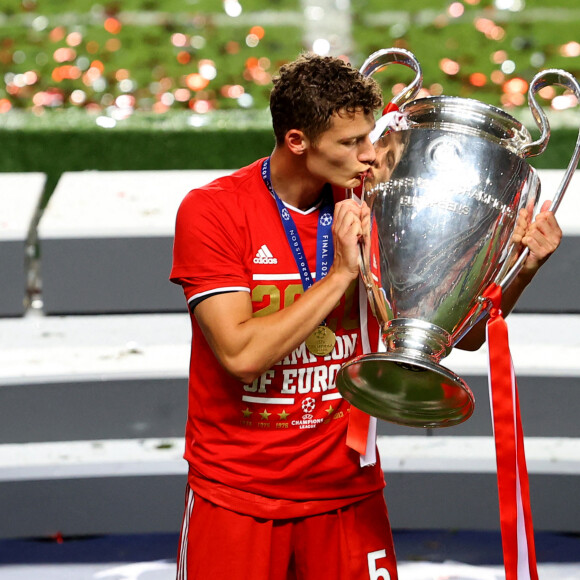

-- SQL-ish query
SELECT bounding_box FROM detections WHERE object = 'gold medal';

[305,325,336,357]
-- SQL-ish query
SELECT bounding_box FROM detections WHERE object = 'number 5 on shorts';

[367,549,392,580]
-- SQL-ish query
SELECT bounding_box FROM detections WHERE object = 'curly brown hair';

[270,52,384,145]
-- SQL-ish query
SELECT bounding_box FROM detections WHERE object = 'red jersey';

[171,159,384,519]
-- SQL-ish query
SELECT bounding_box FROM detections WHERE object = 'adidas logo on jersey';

[253,244,278,264]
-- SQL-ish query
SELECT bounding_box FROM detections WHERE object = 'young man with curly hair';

[171,52,398,579]
[170,52,561,579]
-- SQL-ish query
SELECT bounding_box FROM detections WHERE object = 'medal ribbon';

[261,157,334,291]
[484,283,538,580]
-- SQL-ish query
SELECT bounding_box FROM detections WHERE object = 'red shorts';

[176,486,398,580]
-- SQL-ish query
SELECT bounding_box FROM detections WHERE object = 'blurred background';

[1,0,580,114]
[2,0,580,197]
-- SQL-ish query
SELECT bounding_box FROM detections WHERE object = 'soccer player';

[170,52,561,579]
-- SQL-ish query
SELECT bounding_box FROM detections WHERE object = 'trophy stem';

[382,318,452,365]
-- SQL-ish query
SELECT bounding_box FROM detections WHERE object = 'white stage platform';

[0,168,578,539]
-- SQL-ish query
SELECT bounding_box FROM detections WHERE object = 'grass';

[0,0,301,15]
[0,0,579,113]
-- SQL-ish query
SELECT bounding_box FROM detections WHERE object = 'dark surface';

[1,530,579,566]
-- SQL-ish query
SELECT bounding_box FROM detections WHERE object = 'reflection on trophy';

[336,48,580,428]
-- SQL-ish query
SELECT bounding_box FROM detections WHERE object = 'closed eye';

[341,136,367,147]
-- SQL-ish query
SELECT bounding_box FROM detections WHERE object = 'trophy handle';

[520,69,580,212]
[359,48,423,107]
[498,69,580,291]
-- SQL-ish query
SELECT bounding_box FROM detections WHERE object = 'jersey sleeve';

[170,185,251,305]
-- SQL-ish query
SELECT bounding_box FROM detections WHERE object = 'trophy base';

[337,353,475,428]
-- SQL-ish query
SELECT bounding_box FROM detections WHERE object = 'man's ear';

[285,129,308,155]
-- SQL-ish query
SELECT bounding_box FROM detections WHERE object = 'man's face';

[305,108,376,189]
[365,131,406,190]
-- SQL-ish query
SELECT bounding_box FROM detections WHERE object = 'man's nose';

[359,135,376,165]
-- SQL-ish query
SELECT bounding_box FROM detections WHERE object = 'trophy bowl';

[336,48,580,428]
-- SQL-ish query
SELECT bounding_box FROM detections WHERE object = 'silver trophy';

[337,48,580,428]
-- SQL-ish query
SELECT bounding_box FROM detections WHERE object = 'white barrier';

[0,173,45,316]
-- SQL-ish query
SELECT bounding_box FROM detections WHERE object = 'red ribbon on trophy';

[346,276,381,463]
[346,406,371,455]
[484,282,538,580]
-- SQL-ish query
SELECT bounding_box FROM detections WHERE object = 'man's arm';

[457,200,562,351]
[194,199,369,384]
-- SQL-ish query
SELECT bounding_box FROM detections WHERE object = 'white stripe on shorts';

[177,486,195,580]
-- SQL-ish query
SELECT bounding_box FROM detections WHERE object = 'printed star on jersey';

[278,410,290,420]
[260,409,271,420]
[241,408,252,417]
[325,405,335,415]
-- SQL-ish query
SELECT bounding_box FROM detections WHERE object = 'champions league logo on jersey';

[292,397,324,430]
[301,397,316,418]
[281,208,290,221]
